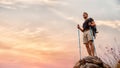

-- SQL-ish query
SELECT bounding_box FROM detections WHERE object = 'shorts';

[83,30,94,44]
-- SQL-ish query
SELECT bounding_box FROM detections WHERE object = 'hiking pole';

[89,27,97,56]
[77,29,81,60]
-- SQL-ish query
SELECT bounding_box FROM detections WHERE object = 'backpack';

[88,18,98,39]
[91,26,98,39]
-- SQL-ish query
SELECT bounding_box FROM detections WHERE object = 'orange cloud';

[0,25,77,68]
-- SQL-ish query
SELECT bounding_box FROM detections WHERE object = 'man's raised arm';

[77,24,84,32]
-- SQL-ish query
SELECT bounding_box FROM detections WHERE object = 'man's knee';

[85,43,89,48]
[89,40,93,45]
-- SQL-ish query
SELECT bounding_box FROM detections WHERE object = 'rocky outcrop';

[116,60,120,68]
[73,56,111,68]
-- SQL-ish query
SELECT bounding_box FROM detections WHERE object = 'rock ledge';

[73,56,111,68]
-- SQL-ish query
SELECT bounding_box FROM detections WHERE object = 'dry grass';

[99,38,120,68]
[101,38,120,68]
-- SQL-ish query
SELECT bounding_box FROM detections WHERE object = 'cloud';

[97,20,120,30]
[0,20,120,68]
[0,0,68,9]
[116,0,120,4]
[0,0,44,5]
[0,0,14,5]
[0,42,12,49]
[0,0,120,20]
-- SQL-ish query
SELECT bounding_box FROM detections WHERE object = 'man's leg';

[87,30,95,56]
[83,31,92,56]
[85,43,92,56]
[89,41,95,56]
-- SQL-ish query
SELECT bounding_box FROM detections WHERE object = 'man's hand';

[77,24,80,29]
[88,21,96,26]
[77,24,84,32]
[88,23,92,26]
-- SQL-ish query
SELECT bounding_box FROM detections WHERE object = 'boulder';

[73,56,111,68]
[116,60,120,68]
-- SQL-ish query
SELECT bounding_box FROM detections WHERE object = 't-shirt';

[83,18,94,31]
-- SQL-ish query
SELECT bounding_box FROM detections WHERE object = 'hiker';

[77,12,98,56]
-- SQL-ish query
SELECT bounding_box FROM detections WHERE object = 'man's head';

[83,12,88,19]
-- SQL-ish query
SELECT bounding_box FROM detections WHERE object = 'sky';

[0,0,120,68]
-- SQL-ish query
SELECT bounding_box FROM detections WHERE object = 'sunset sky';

[0,0,120,68]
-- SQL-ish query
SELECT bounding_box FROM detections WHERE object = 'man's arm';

[77,24,84,32]
[89,21,96,26]
[88,18,96,26]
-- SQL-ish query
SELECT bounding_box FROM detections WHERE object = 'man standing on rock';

[77,12,97,56]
